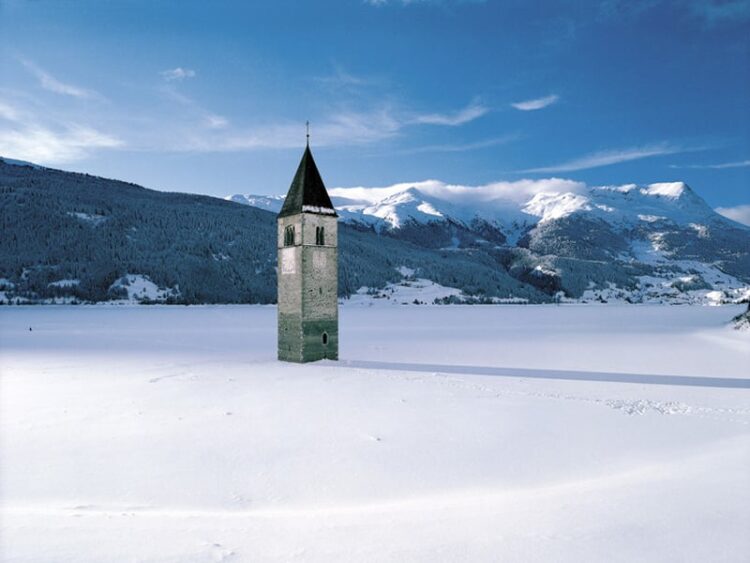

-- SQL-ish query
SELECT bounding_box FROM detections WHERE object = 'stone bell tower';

[277,138,338,362]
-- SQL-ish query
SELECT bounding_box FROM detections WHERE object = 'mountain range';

[230,178,750,305]
[1,156,748,305]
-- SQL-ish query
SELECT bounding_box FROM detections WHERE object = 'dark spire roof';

[278,145,337,218]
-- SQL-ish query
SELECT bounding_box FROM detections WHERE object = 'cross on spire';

[306,121,310,146]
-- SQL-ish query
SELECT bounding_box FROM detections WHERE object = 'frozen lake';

[1,305,749,561]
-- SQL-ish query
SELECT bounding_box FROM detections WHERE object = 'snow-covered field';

[1,305,749,562]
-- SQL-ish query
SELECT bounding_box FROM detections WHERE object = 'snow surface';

[643,182,687,198]
[301,205,336,215]
[47,279,80,288]
[346,269,532,305]
[523,191,592,223]
[67,211,108,226]
[108,274,179,303]
[1,305,749,562]
[346,277,464,305]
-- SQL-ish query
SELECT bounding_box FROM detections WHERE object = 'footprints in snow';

[373,369,750,423]
[201,542,236,562]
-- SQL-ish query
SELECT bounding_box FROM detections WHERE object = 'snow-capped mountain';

[2,155,747,305]
[229,179,750,304]
[226,193,285,212]
[230,179,729,233]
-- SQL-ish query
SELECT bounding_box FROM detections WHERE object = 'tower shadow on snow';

[326,360,750,389]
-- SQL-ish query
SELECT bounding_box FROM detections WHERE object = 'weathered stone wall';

[301,213,338,248]
[301,214,338,360]
[277,215,302,315]
[278,312,303,362]
[277,212,339,362]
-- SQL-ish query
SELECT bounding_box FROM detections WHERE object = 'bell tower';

[277,138,338,362]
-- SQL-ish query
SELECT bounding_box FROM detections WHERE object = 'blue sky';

[0,0,748,216]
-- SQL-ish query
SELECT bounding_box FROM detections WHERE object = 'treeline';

[0,161,575,304]
[0,162,276,303]
[7,159,739,305]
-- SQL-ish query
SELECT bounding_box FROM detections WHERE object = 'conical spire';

[278,144,337,218]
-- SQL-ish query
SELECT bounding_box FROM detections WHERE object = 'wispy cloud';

[0,99,122,163]
[412,100,489,126]
[20,58,99,99]
[314,109,401,144]
[0,101,22,121]
[715,205,750,227]
[181,108,400,152]
[0,126,123,163]
[364,0,487,6]
[598,0,750,25]
[670,159,750,170]
[396,135,519,154]
[316,64,376,88]
[511,94,559,111]
[205,114,229,129]
[158,85,229,130]
[170,97,496,153]
[522,143,686,173]
[594,0,750,24]
[690,0,750,24]
[596,0,680,24]
[160,67,196,81]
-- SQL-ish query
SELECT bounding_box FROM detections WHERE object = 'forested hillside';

[0,159,551,304]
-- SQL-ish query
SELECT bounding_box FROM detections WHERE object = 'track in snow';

[333,359,750,389]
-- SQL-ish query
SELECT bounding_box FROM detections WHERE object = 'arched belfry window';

[284,225,295,246]
[315,226,325,246]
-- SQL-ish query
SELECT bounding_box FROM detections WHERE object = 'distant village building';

[277,140,339,362]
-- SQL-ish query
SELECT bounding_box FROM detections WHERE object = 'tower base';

[278,314,338,363]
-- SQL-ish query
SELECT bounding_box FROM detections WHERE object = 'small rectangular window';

[284,225,295,246]
[315,226,325,245]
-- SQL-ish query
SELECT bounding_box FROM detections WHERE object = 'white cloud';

[160,67,196,81]
[412,100,489,126]
[419,178,586,203]
[715,205,750,227]
[20,58,98,99]
[329,177,585,205]
[523,143,684,173]
[0,124,122,164]
[511,94,559,111]
[0,99,122,164]
[670,159,750,170]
